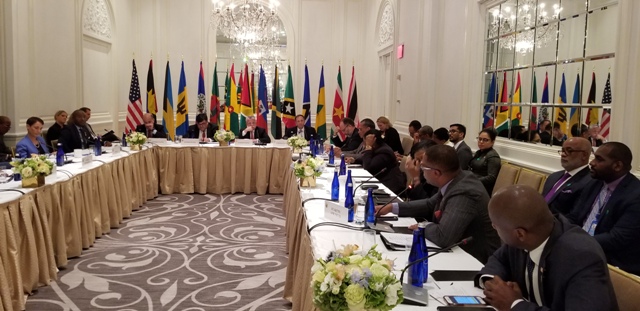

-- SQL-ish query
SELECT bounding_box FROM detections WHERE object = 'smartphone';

[437,306,493,311]
[443,295,486,305]
[361,184,379,190]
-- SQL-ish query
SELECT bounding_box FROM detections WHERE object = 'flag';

[257,66,268,129]
[530,74,538,131]
[228,64,240,135]
[346,66,359,126]
[541,72,550,121]
[210,62,220,125]
[197,61,206,115]
[238,69,246,129]
[224,68,231,130]
[240,64,253,118]
[126,59,144,132]
[162,61,175,141]
[302,64,311,127]
[315,65,327,140]
[569,73,581,133]
[251,70,257,116]
[271,65,282,139]
[483,72,496,128]
[146,59,157,116]
[175,61,189,137]
[600,73,612,139]
[511,72,522,126]
[586,72,598,125]
[555,72,568,133]
[495,71,509,133]
[332,66,345,142]
[282,65,296,128]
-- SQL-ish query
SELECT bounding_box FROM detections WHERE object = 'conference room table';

[0,142,291,311]
[282,163,485,311]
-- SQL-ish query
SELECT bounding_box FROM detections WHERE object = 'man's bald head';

[560,137,592,171]
[489,185,554,251]
[142,113,156,130]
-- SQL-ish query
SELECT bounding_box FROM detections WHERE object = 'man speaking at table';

[477,185,618,311]
[375,145,500,264]
[187,113,217,141]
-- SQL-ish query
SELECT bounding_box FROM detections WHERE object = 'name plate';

[81,154,93,167]
[112,144,121,155]
[324,200,349,222]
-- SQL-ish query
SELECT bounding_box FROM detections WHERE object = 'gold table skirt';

[0,146,290,311]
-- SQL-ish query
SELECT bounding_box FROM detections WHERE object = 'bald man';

[541,137,593,215]
[0,116,12,161]
[477,185,618,311]
[135,113,167,138]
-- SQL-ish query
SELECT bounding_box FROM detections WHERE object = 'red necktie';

[250,130,255,140]
[202,131,205,141]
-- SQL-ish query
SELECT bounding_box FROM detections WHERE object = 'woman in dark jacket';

[359,129,406,194]
[468,128,501,195]
[376,116,404,155]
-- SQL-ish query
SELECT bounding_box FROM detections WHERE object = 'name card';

[324,200,349,223]
[81,154,93,167]
[112,144,121,155]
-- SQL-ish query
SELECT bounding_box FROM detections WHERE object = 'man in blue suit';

[567,142,640,276]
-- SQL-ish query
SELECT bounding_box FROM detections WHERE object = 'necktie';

[526,256,537,304]
[582,185,611,235]
[202,131,205,141]
[544,172,571,202]
[250,130,255,140]
[298,129,303,138]
[592,138,596,147]
[148,129,152,137]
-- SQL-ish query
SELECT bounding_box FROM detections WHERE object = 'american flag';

[126,60,144,132]
[599,73,612,139]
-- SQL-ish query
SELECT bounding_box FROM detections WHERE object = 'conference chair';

[492,163,520,196]
[401,136,414,156]
[515,168,547,193]
[609,265,640,311]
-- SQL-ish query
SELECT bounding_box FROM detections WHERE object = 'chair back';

[401,137,414,156]
[492,163,521,196]
[515,168,547,193]
[609,265,640,311]
[51,139,58,152]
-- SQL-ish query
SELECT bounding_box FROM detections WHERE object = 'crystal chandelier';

[211,0,281,47]
[488,1,562,54]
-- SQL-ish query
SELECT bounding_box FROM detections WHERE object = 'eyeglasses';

[420,165,440,173]
[449,129,459,133]
[558,148,592,155]
[476,137,491,143]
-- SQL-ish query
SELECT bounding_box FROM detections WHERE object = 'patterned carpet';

[26,194,292,311]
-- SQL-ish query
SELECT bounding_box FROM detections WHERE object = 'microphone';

[373,185,412,226]
[352,167,387,196]
[399,236,474,285]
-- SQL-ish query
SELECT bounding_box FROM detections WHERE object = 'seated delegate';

[16,117,49,157]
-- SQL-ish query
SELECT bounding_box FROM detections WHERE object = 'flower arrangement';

[214,129,236,142]
[293,156,325,179]
[287,136,308,150]
[126,132,147,146]
[10,154,54,178]
[311,245,404,311]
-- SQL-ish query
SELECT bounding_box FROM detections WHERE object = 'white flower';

[21,167,33,178]
[369,263,389,278]
[304,166,315,177]
[384,282,402,305]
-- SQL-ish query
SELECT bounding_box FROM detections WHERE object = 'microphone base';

[401,283,429,306]
[366,221,394,233]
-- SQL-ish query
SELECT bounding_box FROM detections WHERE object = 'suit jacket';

[456,140,473,170]
[16,136,49,158]
[239,126,271,143]
[468,147,502,195]
[59,125,94,153]
[187,123,218,139]
[0,135,12,161]
[46,123,63,150]
[541,166,591,215]
[333,128,363,152]
[135,124,167,139]
[397,170,500,264]
[381,127,404,155]
[566,173,640,275]
[359,143,406,194]
[284,126,317,141]
[476,216,618,311]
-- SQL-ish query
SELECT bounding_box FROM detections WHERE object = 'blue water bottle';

[328,145,335,165]
[56,143,65,167]
[122,132,127,147]
[94,135,102,156]
[331,170,340,201]
[366,188,376,223]
[419,223,429,282]
[339,154,346,176]
[345,170,354,222]
[310,138,316,156]
[408,227,427,287]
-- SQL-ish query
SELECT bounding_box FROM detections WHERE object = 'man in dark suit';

[239,116,271,143]
[59,109,95,153]
[477,185,618,311]
[135,113,167,139]
[343,118,375,162]
[449,123,473,170]
[332,117,362,154]
[284,114,317,141]
[567,142,640,275]
[187,113,218,141]
[376,145,500,264]
[0,116,13,162]
[541,137,592,215]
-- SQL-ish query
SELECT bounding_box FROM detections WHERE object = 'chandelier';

[488,1,562,54]
[211,0,281,47]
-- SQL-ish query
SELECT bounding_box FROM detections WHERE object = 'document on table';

[380,232,441,249]
[385,216,417,227]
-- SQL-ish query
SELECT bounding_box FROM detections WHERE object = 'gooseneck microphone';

[352,167,387,196]
[373,185,412,226]
[399,236,474,285]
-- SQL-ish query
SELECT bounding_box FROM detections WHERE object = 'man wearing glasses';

[375,145,500,264]
[541,137,593,215]
[449,123,473,170]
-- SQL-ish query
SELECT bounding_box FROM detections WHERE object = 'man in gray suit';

[449,123,473,170]
[477,185,618,311]
[376,145,500,264]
